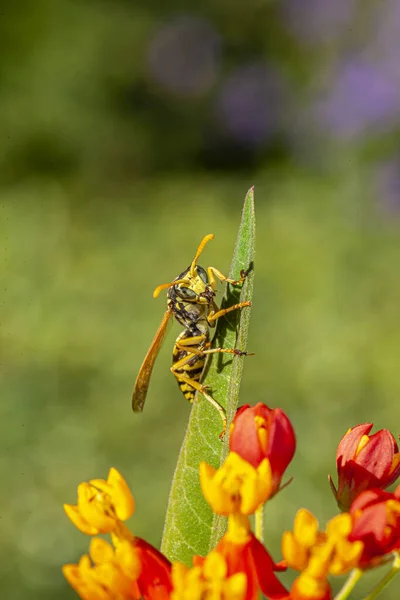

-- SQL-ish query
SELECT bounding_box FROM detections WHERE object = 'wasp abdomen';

[172,330,208,403]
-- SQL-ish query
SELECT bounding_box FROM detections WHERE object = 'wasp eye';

[196,266,208,283]
[176,286,197,300]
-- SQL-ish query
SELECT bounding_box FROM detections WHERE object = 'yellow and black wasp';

[131,234,251,435]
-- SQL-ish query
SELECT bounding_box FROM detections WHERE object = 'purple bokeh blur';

[315,57,400,140]
[282,0,356,44]
[215,64,287,147]
[143,2,400,221]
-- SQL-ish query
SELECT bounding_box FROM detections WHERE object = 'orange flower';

[63,537,172,600]
[171,552,247,600]
[290,568,332,600]
[200,452,273,515]
[329,423,400,511]
[282,509,363,600]
[349,485,400,568]
[63,469,172,600]
[194,513,289,600]
[63,537,141,600]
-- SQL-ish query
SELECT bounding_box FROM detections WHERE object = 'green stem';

[255,504,264,543]
[334,569,363,600]
[362,554,400,600]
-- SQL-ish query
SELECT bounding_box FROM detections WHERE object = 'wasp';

[131,234,251,435]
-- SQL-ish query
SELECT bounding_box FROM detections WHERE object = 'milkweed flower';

[230,403,296,498]
[63,469,172,600]
[348,485,400,568]
[63,537,142,600]
[63,537,172,600]
[171,552,247,600]
[329,423,400,511]
[282,509,363,600]
[64,467,135,535]
[190,513,289,600]
[199,452,273,515]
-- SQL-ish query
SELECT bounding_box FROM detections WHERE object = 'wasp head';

[169,265,214,304]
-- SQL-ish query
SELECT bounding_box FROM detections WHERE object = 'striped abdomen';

[172,330,209,402]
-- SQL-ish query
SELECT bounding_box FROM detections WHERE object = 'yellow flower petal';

[326,513,352,539]
[225,513,252,545]
[294,509,319,547]
[63,504,100,536]
[89,538,114,564]
[294,571,330,600]
[329,538,364,575]
[223,572,247,600]
[203,552,227,580]
[90,467,135,522]
[62,555,110,600]
[281,530,309,571]
[77,483,118,533]
[201,453,274,517]
[171,562,189,595]
[115,540,141,580]
[200,462,237,515]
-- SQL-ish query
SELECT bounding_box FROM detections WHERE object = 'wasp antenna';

[153,282,173,298]
[190,234,214,275]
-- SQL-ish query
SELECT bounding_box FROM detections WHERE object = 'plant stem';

[255,504,264,543]
[362,554,400,600]
[334,569,363,600]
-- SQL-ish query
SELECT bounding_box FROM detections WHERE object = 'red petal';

[342,461,380,494]
[248,535,290,600]
[136,538,172,599]
[267,409,296,480]
[230,405,266,468]
[350,488,392,513]
[217,533,289,600]
[336,424,373,466]
[356,430,396,481]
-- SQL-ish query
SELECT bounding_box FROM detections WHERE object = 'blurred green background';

[2,1,400,598]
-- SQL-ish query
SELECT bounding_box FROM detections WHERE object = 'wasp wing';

[132,308,173,412]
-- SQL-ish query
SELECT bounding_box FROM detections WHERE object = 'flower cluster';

[63,408,400,600]
[63,468,172,600]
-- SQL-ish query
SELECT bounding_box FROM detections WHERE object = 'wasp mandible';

[131,234,251,435]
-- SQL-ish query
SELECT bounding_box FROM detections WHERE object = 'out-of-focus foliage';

[1,1,400,599]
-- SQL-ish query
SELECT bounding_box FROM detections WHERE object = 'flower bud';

[329,424,400,511]
[230,403,296,497]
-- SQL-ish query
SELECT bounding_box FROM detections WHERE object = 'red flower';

[230,403,296,497]
[195,514,289,600]
[348,485,400,568]
[329,424,400,511]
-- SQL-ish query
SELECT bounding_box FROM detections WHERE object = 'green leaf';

[161,187,256,564]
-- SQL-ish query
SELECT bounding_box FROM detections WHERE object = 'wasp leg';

[170,354,226,439]
[207,301,251,324]
[202,347,254,357]
[174,334,210,356]
[176,337,252,358]
[207,266,248,290]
